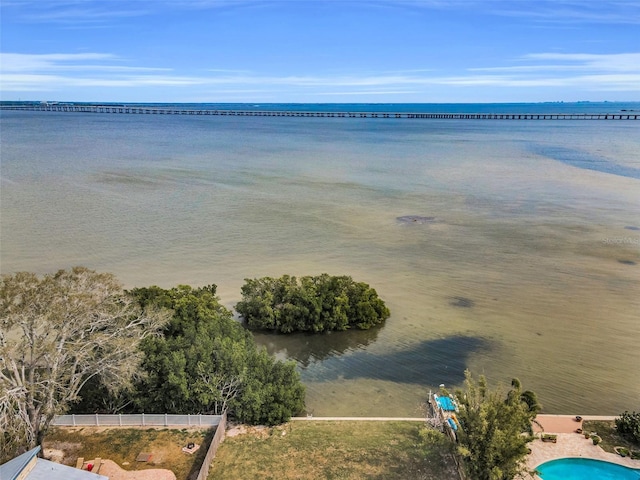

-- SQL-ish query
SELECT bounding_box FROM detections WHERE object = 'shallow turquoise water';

[537,458,640,480]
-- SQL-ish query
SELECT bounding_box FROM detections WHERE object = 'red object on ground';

[87,464,93,471]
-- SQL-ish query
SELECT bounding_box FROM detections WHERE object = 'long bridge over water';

[1,103,638,120]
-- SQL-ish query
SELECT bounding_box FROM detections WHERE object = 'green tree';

[236,274,389,333]
[454,371,537,480]
[129,284,305,425]
[0,268,169,461]
[232,348,305,425]
[615,411,640,445]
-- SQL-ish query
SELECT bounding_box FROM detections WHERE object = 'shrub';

[236,274,390,333]
[615,411,640,445]
[616,447,630,457]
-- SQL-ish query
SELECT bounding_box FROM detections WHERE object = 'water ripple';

[530,144,640,179]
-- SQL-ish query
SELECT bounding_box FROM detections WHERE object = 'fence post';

[195,412,227,480]
[52,412,233,428]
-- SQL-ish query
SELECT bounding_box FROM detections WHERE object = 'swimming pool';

[536,458,640,480]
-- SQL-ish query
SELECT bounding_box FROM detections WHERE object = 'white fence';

[53,413,222,427]
[196,412,227,480]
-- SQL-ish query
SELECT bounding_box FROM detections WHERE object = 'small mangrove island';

[235,274,390,333]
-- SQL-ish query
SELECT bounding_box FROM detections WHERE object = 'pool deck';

[526,415,640,479]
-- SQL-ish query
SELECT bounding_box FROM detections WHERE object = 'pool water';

[537,458,640,480]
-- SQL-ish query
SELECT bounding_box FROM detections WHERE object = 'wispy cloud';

[0,53,200,91]
[386,0,640,25]
[1,52,170,72]
[2,51,640,95]
[524,53,640,72]
[490,0,640,25]
[197,74,436,87]
[3,1,151,25]
[2,0,263,24]
[6,0,639,26]
[461,52,640,91]
[315,90,420,96]
[427,74,640,90]
[1,73,209,91]
[471,53,640,74]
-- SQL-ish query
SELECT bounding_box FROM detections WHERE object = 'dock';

[1,104,638,120]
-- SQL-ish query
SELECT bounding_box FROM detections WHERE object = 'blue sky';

[1,0,639,103]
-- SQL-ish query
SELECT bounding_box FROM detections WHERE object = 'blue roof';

[28,458,108,480]
[0,446,108,480]
[0,446,40,480]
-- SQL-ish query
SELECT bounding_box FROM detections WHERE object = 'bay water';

[1,103,638,416]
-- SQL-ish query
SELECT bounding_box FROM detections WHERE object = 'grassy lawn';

[208,421,458,480]
[44,426,214,480]
[582,420,640,458]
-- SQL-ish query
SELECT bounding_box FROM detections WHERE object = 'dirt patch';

[44,427,212,480]
[43,441,82,464]
[226,424,268,438]
[98,459,176,480]
[43,448,65,463]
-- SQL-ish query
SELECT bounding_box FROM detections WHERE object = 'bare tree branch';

[0,267,170,461]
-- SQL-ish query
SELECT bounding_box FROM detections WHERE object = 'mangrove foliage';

[235,274,390,333]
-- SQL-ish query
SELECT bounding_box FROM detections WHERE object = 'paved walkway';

[527,415,640,478]
[88,459,176,480]
[533,414,618,433]
[291,416,425,421]
[533,415,585,434]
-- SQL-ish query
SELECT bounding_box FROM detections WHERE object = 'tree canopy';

[0,267,169,461]
[74,284,306,426]
[616,411,640,445]
[453,371,539,480]
[235,274,390,333]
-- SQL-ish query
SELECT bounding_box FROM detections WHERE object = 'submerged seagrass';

[1,104,639,416]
